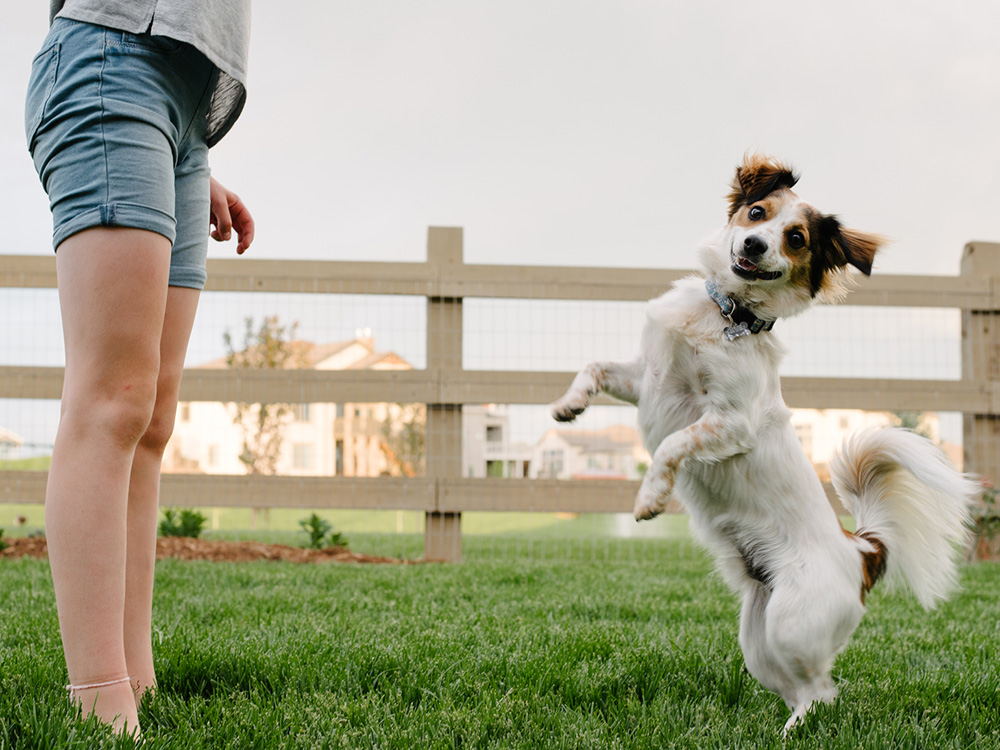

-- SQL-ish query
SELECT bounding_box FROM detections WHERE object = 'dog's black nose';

[743,236,768,256]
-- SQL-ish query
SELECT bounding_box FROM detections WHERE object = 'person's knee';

[108,383,159,449]
[63,376,159,450]
[137,372,183,456]
[138,404,177,457]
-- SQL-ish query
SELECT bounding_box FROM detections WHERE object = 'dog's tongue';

[737,257,758,272]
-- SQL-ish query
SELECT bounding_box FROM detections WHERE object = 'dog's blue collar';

[705,278,776,341]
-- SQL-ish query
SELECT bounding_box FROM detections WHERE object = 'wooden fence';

[2,229,998,561]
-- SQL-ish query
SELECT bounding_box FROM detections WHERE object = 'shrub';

[159,508,208,539]
[971,481,1000,561]
[0,529,7,553]
[298,513,347,550]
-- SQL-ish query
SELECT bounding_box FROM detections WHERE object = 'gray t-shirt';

[50,0,251,147]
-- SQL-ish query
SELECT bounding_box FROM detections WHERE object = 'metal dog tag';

[724,322,751,341]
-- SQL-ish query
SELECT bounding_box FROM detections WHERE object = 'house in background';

[531,425,649,480]
[462,404,532,478]
[790,408,894,480]
[0,426,23,461]
[789,408,956,479]
[164,339,959,489]
[164,335,419,477]
[525,409,956,485]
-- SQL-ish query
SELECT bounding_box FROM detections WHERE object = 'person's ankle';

[68,677,141,738]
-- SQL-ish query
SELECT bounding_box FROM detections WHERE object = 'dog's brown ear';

[836,227,883,276]
[726,154,799,218]
[811,215,885,295]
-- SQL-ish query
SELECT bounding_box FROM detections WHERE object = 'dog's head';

[705,154,884,317]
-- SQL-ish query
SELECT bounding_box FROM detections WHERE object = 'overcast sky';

[3,0,991,458]
[3,0,1000,275]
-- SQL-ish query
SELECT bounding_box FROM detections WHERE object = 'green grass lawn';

[0,457,51,472]
[2,544,999,749]
[1,504,692,538]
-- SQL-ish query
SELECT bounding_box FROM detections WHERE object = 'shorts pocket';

[24,42,60,153]
[120,31,185,54]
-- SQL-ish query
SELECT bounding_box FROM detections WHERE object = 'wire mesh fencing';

[1,237,996,563]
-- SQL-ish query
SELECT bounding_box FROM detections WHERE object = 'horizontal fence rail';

[3,253,997,307]
[0,471,666,514]
[2,231,998,560]
[1,366,996,414]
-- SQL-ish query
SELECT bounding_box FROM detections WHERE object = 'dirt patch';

[0,536,413,565]
[1,536,48,559]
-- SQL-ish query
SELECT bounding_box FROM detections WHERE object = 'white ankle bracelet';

[66,676,132,700]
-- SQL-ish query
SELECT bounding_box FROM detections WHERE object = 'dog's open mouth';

[732,256,782,281]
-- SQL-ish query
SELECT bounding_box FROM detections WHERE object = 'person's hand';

[209,176,255,254]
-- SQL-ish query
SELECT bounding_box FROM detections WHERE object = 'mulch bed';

[0,536,412,565]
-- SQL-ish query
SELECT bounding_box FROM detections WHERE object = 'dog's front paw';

[633,469,673,521]
[633,494,667,521]
[549,392,588,422]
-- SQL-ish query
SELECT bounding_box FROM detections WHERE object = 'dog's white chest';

[636,334,709,452]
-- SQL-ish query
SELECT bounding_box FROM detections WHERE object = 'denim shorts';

[25,17,217,289]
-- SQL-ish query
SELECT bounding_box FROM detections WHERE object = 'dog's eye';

[788,231,806,249]
[748,206,766,221]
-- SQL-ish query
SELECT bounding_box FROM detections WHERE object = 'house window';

[292,403,311,422]
[293,443,314,471]
[206,444,219,468]
[486,425,503,443]
[335,440,344,475]
[543,449,563,477]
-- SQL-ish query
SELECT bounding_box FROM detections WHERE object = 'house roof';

[299,339,360,366]
[344,351,410,370]
[196,337,411,371]
[0,426,23,445]
[547,425,643,455]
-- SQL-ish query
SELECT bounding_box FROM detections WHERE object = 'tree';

[380,403,425,477]
[889,411,935,441]
[223,316,306,475]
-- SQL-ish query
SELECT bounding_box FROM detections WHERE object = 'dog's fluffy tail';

[831,427,976,609]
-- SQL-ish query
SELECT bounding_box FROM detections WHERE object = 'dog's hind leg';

[762,579,860,735]
[782,704,813,736]
[738,584,781,692]
[737,574,858,735]
[550,360,643,422]
[738,583,802,716]
[738,584,820,736]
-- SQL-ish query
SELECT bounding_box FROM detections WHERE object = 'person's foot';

[69,678,141,739]
[132,677,157,711]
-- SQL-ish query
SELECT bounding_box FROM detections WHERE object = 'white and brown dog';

[551,154,975,732]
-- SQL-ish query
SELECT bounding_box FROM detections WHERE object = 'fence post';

[424,227,464,561]
[961,242,1000,488]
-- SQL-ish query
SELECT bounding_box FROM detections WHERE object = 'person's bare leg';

[46,227,170,736]
[124,285,201,703]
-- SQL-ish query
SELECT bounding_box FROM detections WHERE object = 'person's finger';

[209,189,233,242]
[230,199,255,254]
